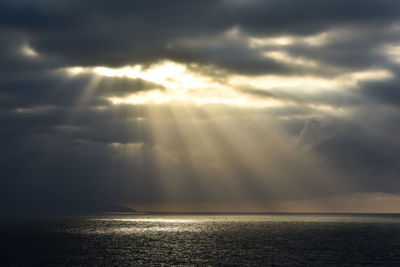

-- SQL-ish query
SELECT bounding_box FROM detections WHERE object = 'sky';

[1,0,400,212]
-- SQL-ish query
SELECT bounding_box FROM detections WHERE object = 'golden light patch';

[63,59,392,109]
[263,51,318,67]
[93,61,219,90]
[20,44,38,58]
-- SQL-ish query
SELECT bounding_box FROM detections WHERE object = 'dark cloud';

[297,114,400,191]
[167,42,292,75]
[240,87,362,108]
[1,0,399,71]
[1,0,400,211]
[362,78,400,106]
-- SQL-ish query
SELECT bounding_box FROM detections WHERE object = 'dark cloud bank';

[1,0,400,212]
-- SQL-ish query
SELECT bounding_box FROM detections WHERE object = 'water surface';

[1,213,400,265]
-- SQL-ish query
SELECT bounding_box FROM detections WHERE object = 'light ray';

[59,58,388,210]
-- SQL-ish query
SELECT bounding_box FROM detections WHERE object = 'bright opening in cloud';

[64,60,393,109]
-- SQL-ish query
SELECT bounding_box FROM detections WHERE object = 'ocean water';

[1,213,400,266]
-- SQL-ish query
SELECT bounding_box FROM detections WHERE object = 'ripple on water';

[0,214,400,265]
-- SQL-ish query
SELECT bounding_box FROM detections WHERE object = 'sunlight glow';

[229,69,393,93]
[263,51,318,67]
[249,36,295,47]
[93,61,218,90]
[95,218,197,223]
[20,44,38,58]
[65,61,282,108]
[108,89,282,107]
[63,60,392,108]
[248,28,358,48]
[382,43,400,63]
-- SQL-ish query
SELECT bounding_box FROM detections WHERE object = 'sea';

[1,213,400,266]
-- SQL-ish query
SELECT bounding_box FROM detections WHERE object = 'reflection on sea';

[1,213,400,265]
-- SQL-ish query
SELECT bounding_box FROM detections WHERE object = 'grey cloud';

[168,42,291,75]
[297,115,400,193]
[240,87,362,108]
[1,0,399,71]
[1,0,400,211]
[362,78,400,106]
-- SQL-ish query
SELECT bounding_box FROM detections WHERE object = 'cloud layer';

[1,0,400,211]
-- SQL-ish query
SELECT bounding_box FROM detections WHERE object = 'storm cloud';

[1,0,400,212]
